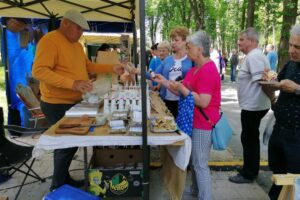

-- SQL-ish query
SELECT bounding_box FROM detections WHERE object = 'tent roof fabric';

[80,32,133,44]
[0,0,139,26]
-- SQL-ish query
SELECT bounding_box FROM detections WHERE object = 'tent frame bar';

[0,0,50,17]
[0,0,134,21]
[60,0,132,21]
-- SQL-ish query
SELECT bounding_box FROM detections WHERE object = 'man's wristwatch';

[295,87,300,95]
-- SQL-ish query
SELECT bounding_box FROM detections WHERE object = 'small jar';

[96,114,107,126]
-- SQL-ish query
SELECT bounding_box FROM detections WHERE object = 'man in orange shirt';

[32,9,125,191]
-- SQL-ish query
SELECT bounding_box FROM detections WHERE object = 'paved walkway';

[0,148,269,200]
[0,76,271,199]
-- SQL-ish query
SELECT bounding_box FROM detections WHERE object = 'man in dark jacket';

[261,24,300,200]
[230,49,239,82]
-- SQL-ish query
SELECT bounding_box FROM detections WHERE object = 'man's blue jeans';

[231,66,237,82]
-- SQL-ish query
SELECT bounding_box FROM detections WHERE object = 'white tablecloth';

[33,133,191,170]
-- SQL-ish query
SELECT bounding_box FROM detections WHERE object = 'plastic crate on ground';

[44,184,100,200]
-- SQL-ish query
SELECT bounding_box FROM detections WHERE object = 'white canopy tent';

[0,0,140,27]
[81,32,134,44]
[0,1,150,199]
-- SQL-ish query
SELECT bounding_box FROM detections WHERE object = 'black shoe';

[229,173,254,184]
[0,174,11,183]
[67,177,85,188]
[49,186,57,192]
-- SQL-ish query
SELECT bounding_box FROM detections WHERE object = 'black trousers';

[40,101,76,190]
[163,99,178,118]
[268,124,300,200]
[240,109,269,179]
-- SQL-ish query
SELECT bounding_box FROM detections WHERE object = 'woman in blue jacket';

[155,26,193,118]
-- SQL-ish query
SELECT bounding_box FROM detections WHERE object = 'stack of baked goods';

[150,116,177,133]
[266,70,278,81]
[149,92,172,116]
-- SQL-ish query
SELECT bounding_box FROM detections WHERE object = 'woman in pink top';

[154,30,221,200]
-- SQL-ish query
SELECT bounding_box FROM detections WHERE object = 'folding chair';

[15,83,46,128]
[0,107,45,200]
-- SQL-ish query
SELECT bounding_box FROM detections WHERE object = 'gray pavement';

[0,148,269,200]
[0,76,272,200]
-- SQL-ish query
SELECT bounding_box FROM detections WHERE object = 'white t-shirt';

[165,55,186,100]
[237,48,271,111]
[210,49,220,73]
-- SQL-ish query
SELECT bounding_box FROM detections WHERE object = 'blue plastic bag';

[211,112,233,151]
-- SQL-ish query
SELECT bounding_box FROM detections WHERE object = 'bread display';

[266,70,278,81]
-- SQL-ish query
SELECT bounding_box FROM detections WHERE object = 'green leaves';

[145,0,297,65]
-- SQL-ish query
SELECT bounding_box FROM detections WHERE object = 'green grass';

[0,66,5,90]
[0,66,8,123]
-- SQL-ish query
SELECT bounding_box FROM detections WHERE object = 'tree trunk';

[278,0,298,70]
[148,15,160,45]
[240,0,246,30]
[149,16,155,45]
[263,2,271,48]
[178,0,192,29]
[246,0,255,28]
[189,0,205,30]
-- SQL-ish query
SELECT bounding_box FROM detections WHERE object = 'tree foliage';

[146,0,299,66]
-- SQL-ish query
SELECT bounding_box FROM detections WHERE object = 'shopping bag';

[263,112,275,145]
[176,92,194,137]
[211,112,233,151]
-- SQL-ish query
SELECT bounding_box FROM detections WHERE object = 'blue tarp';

[3,31,36,126]
[1,19,133,126]
[1,21,48,126]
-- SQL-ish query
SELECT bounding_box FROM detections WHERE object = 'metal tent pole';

[131,0,138,81]
[1,19,18,125]
[2,23,11,109]
[139,0,149,200]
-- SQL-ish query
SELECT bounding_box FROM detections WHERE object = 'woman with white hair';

[150,41,172,91]
[154,30,221,200]
[157,41,171,61]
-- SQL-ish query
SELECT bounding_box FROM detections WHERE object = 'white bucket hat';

[64,9,90,30]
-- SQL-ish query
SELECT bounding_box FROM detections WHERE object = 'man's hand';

[124,63,140,75]
[113,64,125,75]
[120,72,135,85]
[261,67,270,81]
[72,80,93,93]
[279,79,299,93]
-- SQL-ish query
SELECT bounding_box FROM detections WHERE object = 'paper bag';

[94,51,120,94]
[96,51,120,65]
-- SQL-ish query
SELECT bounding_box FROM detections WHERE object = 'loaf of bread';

[266,70,277,81]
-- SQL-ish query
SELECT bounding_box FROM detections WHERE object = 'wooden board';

[273,174,300,185]
[278,185,294,200]
[272,174,300,200]
[55,117,94,135]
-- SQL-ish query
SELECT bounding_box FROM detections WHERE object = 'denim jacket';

[154,55,193,100]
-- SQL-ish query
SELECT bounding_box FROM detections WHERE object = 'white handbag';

[263,112,275,145]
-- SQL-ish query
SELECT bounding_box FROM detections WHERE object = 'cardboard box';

[93,148,142,167]
[89,148,143,198]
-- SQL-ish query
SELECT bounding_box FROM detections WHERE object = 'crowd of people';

[147,25,299,200]
[30,8,300,200]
